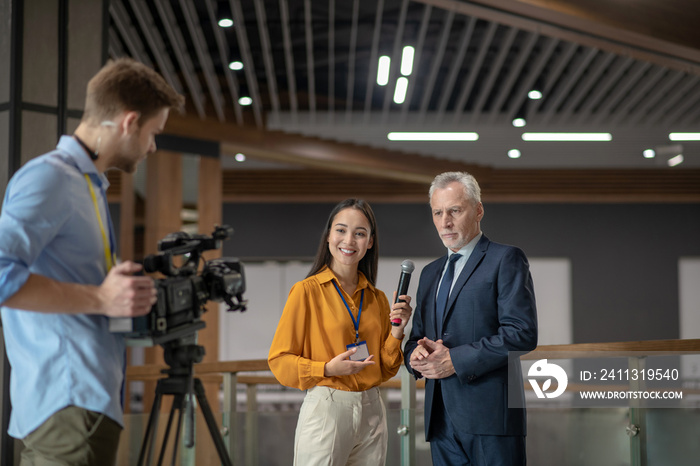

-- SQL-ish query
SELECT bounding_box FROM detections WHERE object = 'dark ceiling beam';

[163,113,490,184]
[160,114,700,204]
[219,168,700,203]
[416,0,700,74]
[107,166,700,204]
[399,3,432,124]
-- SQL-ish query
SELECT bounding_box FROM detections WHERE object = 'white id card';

[346,341,370,361]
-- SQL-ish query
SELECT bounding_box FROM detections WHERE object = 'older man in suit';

[404,171,538,466]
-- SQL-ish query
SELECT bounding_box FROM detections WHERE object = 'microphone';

[392,260,415,326]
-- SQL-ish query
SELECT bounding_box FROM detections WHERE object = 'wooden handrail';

[196,359,270,373]
[523,338,700,359]
[126,338,700,382]
[532,338,700,353]
[125,359,270,379]
[125,367,426,389]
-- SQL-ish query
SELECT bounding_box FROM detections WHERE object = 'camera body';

[127,225,246,345]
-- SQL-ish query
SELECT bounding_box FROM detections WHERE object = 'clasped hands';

[409,337,455,379]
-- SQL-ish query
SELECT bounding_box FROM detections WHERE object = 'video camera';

[126,225,246,345]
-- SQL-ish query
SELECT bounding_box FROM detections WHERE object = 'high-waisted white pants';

[294,385,388,466]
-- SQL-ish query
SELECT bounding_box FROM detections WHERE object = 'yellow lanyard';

[84,174,115,272]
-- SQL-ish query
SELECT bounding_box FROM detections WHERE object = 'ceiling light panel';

[522,133,613,141]
[387,132,479,141]
[669,133,700,141]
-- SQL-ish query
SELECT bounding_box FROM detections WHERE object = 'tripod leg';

[169,398,185,466]
[156,394,183,466]
[194,378,234,466]
[138,388,164,466]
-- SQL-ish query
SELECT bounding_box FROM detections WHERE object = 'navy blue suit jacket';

[404,235,538,439]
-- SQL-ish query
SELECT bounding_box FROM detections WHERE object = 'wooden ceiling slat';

[222,169,700,203]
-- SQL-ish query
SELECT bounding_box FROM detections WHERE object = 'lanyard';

[332,280,364,343]
[84,174,115,272]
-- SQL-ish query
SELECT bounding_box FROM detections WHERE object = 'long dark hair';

[307,199,379,285]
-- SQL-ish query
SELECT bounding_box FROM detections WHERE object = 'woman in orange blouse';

[268,198,412,465]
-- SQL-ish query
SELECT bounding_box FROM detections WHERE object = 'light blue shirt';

[436,232,483,299]
[0,136,125,438]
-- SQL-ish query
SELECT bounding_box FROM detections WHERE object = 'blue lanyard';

[332,280,364,343]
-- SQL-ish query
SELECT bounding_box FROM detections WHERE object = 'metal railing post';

[245,385,259,466]
[398,366,416,466]
[628,356,648,466]
[222,372,238,464]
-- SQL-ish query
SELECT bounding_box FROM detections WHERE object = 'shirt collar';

[316,266,375,293]
[447,232,483,259]
[57,135,110,190]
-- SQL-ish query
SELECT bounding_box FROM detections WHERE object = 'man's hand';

[324,347,375,377]
[409,338,455,379]
[98,261,156,317]
[409,337,432,363]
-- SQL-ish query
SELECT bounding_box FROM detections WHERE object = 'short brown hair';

[82,58,184,125]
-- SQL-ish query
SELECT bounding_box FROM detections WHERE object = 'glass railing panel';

[646,408,700,466]
[117,397,700,465]
[118,407,428,465]
[528,408,630,466]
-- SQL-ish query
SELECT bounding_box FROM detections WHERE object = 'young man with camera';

[0,58,183,465]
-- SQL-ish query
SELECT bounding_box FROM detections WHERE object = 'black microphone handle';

[394,272,411,304]
[392,272,412,326]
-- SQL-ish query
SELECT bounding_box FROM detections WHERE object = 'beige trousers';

[294,385,388,466]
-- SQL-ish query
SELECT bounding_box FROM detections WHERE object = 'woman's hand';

[323,348,375,377]
[390,293,413,339]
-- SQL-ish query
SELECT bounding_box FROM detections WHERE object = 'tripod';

[137,339,233,466]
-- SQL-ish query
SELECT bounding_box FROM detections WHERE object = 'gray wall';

[220,202,700,344]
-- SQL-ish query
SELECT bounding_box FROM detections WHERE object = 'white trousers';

[294,386,388,466]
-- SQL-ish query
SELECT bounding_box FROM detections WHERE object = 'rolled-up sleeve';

[0,162,70,304]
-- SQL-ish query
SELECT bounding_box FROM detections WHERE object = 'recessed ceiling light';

[400,46,415,76]
[508,149,521,159]
[667,154,684,167]
[512,118,526,128]
[238,96,252,106]
[235,153,246,162]
[521,133,612,142]
[377,56,390,86]
[218,18,233,28]
[669,133,700,141]
[228,61,243,71]
[393,77,409,104]
[387,132,479,141]
[528,90,543,100]
[643,149,655,159]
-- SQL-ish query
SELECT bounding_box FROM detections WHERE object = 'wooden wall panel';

[142,150,183,413]
[196,155,224,466]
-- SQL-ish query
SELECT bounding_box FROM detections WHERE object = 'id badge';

[346,341,370,361]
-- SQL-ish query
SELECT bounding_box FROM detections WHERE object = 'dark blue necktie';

[436,254,462,335]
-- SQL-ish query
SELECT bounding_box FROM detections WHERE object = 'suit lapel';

[443,235,489,325]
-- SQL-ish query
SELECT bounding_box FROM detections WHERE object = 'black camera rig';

[132,226,245,466]
[127,225,246,346]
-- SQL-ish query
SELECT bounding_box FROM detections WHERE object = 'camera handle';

[136,343,233,466]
